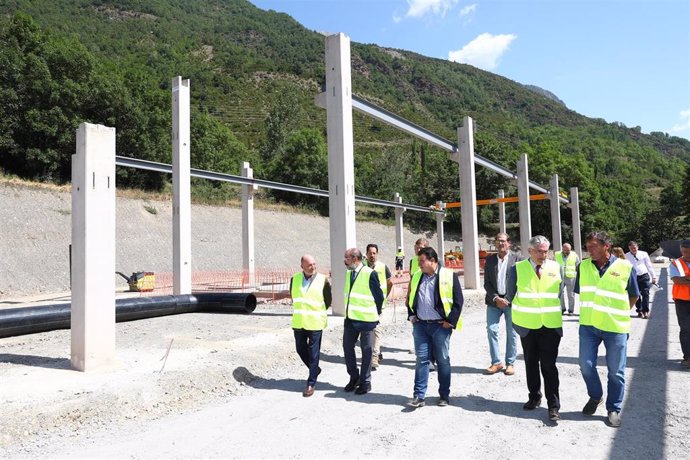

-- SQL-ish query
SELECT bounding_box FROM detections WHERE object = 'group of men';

[288,230,684,429]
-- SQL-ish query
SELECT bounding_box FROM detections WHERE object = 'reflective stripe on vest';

[555,251,578,278]
[672,258,690,301]
[408,267,462,330]
[345,266,378,322]
[512,259,562,329]
[410,256,420,275]
[291,272,328,330]
[579,258,633,333]
[371,261,388,307]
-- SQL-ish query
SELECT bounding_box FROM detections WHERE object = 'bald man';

[555,243,580,315]
[289,254,332,397]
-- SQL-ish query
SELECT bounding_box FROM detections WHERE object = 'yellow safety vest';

[512,259,562,329]
[579,258,633,333]
[370,261,388,308]
[410,256,420,275]
[408,267,462,330]
[291,272,328,330]
[555,251,578,279]
[345,266,379,322]
[396,250,405,259]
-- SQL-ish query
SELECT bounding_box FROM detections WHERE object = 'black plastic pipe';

[0,293,256,339]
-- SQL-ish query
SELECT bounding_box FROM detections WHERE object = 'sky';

[249,0,690,140]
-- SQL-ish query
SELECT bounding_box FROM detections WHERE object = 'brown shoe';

[504,364,515,376]
[485,362,504,375]
[303,385,315,397]
[681,359,690,367]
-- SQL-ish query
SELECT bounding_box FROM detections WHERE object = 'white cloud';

[448,33,517,71]
[670,109,690,133]
[459,3,477,17]
[400,0,458,20]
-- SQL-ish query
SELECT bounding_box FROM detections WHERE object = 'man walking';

[577,231,639,427]
[555,243,580,315]
[343,248,384,395]
[507,235,563,422]
[290,254,332,397]
[406,247,463,408]
[625,241,657,319]
[395,246,405,278]
[483,232,522,376]
[366,243,393,370]
[669,239,690,367]
[410,238,429,276]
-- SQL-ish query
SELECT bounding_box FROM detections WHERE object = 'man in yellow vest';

[395,247,405,278]
[343,248,384,395]
[406,247,463,408]
[555,242,580,315]
[365,243,393,370]
[289,254,332,397]
[506,235,563,422]
[575,231,639,428]
[409,238,429,276]
[670,239,690,367]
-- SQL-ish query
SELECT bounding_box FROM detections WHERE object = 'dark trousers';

[675,300,690,360]
[343,320,374,385]
[636,274,652,313]
[294,329,322,386]
[520,327,561,409]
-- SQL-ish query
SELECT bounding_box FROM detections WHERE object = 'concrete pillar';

[71,123,116,372]
[452,117,479,289]
[435,201,445,266]
[325,33,356,316]
[570,187,582,258]
[242,162,256,287]
[550,174,562,250]
[498,189,506,234]
[172,76,192,295]
[516,154,532,253]
[394,192,404,256]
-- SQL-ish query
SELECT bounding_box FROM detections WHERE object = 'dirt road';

[1,268,688,459]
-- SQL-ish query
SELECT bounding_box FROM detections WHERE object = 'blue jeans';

[486,305,518,365]
[578,325,628,413]
[412,322,452,399]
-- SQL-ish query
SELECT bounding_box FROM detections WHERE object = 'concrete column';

[325,33,356,316]
[394,192,404,255]
[435,202,445,266]
[516,154,532,252]
[550,174,562,250]
[71,123,116,372]
[498,189,506,234]
[242,162,256,287]
[452,117,479,289]
[172,76,192,295]
[570,187,582,258]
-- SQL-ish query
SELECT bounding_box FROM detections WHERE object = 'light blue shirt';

[416,268,442,320]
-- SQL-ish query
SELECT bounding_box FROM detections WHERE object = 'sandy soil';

[1,267,687,459]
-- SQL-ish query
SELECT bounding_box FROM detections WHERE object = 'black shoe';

[354,383,371,395]
[548,408,560,421]
[523,398,541,410]
[407,397,425,408]
[344,377,360,392]
[582,397,602,416]
[378,352,383,361]
[438,398,450,407]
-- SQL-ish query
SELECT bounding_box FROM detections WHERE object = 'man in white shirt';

[625,241,657,319]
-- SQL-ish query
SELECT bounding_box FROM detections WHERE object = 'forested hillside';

[1,0,689,249]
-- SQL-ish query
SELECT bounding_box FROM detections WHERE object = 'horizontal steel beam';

[347,94,567,204]
[115,156,440,214]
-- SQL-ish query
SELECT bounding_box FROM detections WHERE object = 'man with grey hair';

[342,248,384,395]
[555,243,580,315]
[507,235,563,422]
